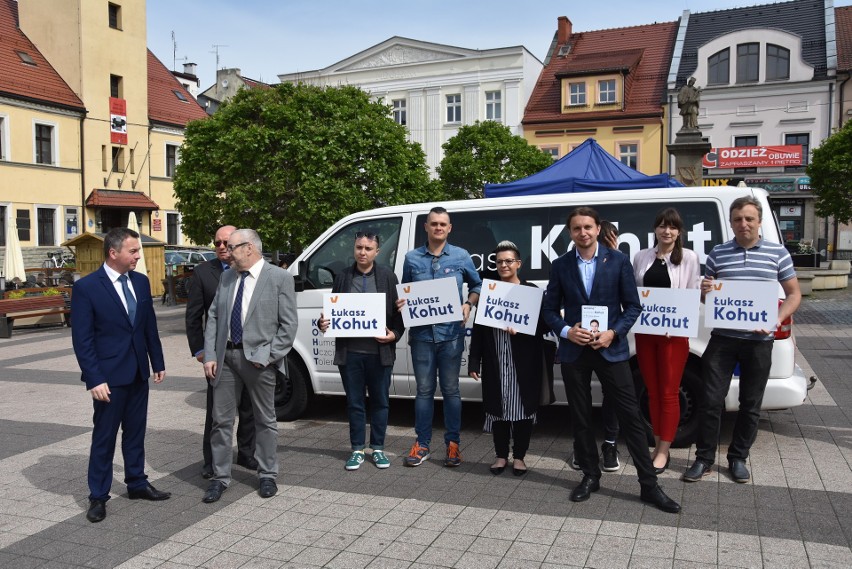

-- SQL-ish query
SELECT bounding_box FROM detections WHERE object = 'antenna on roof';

[171,31,177,71]
[211,44,229,70]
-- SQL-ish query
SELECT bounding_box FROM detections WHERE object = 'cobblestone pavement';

[0,286,850,568]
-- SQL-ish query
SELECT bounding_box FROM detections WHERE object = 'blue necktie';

[230,271,249,344]
[118,274,136,323]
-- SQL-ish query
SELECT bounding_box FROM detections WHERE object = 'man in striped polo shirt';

[683,196,801,484]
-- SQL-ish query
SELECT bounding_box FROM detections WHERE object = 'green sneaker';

[345,450,365,471]
[371,450,390,469]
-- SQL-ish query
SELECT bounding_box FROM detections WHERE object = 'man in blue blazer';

[72,228,168,523]
[543,207,680,513]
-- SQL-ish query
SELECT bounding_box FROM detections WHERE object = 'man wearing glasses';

[201,229,298,502]
[399,207,482,467]
[185,225,256,480]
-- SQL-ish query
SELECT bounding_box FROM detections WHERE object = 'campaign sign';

[322,293,386,338]
[704,280,779,331]
[397,277,462,327]
[474,279,543,336]
[582,305,608,333]
[633,287,700,337]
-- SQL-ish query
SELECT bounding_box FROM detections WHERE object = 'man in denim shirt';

[399,207,482,467]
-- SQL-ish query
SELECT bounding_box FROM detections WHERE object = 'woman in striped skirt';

[468,241,548,476]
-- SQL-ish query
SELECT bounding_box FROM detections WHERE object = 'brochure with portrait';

[581,305,608,333]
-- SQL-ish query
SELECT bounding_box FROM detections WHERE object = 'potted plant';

[791,240,819,268]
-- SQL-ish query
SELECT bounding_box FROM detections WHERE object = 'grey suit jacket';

[203,261,298,384]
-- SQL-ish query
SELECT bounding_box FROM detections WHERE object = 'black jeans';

[203,380,256,467]
[562,348,656,489]
[492,419,534,460]
[695,335,774,465]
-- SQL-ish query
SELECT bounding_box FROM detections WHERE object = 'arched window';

[708,48,730,85]
[766,44,790,80]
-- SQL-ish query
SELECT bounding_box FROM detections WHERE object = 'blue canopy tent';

[484,138,682,198]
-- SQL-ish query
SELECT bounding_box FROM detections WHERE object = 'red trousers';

[635,334,689,442]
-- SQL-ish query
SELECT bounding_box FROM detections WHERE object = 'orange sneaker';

[444,441,462,467]
[405,441,430,467]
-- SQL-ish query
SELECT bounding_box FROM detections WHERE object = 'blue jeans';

[411,337,464,448]
[339,353,392,451]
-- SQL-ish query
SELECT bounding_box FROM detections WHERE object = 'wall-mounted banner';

[633,287,700,337]
[702,145,802,169]
[474,279,543,336]
[704,280,779,331]
[322,293,386,338]
[397,277,461,328]
[109,97,127,145]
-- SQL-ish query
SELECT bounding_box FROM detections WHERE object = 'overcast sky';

[147,0,852,90]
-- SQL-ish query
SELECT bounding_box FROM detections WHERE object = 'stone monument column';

[667,77,711,186]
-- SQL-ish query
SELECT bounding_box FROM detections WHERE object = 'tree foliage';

[436,121,553,200]
[173,83,434,252]
[807,119,852,224]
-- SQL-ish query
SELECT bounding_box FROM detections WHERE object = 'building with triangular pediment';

[278,37,543,174]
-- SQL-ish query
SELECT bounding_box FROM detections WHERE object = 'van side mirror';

[293,274,305,293]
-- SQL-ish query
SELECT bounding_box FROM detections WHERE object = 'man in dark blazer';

[543,207,680,514]
[185,225,256,479]
[71,228,169,523]
[202,229,298,502]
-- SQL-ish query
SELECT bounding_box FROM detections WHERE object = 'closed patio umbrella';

[126,212,148,278]
[3,220,26,287]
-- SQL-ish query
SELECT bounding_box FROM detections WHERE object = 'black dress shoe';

[513,466,528,476]
[640,484,681,514]
[682,460,712,482]
[653,454,671,475]
[128,484,171,501]
[201,464,214,479]
[570,475,600,502]
[86,499,106,523]
[259,478,278,498]
[203,481,226,503]
[729,459,750,483]
[236,455,259,470]
[489,465,505,475]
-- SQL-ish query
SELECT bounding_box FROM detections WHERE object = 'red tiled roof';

[524,21,678,126]
[147,49,208,127]
[85,189,160,210]
[0,0,84,111]
[837,6,852,71]
[240,76,271,90]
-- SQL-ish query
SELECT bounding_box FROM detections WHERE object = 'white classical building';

[278,37,543,174]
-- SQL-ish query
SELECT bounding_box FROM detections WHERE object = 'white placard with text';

[322,293,386,338]
[397,277,462,327]
[704,280,779,331]
[633,287,701,337]
[581,305,608,333]
[474,279,543,336]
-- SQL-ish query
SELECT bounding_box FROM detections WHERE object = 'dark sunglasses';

[355,231,380,245]
[213,240,228,247]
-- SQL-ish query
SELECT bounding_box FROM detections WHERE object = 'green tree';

[807,120,852,224]
[173,83,434,251]
[436,121,553,199]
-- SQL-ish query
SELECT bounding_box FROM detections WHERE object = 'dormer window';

[708,49,730,85]
[766,44,790,80]
[598,79,616,104]
[736,43,759,83]
[569,82,586,106]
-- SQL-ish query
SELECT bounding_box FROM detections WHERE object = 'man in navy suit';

[72,228,169,523]
[543,207,680,513]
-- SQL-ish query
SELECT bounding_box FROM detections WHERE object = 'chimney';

[183,62,198,77]
[557,16,573,45]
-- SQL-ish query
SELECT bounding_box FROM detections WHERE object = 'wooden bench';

[0,294,71,338]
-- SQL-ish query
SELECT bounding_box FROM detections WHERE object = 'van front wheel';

[275,361,309,421]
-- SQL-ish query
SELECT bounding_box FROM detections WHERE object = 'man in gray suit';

[202,229,298,502]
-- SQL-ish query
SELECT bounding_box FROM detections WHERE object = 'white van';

[278,186,808,445]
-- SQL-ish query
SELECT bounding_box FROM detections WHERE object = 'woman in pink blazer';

[632,208,700,473]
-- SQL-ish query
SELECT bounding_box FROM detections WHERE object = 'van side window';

[301,217,403,289]
[415,201,724,281]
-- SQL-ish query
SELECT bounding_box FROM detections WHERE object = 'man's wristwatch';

[609,329,618,339]
[464,301,473,308]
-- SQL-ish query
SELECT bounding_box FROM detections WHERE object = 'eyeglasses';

[355,231,380,245]
[226,242,250,252]
[214,240,228,247]
[495,259,519,266]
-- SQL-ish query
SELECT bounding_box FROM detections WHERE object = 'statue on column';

[677,77,701,131]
